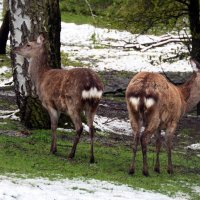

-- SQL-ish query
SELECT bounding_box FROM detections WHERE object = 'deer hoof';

[154,167,160,173]
[50,147,57,154]
[167,168,174,174]
[128,167,135,175]
[143,170,149,177]
[90,157,95,164]
[68,153,75,160]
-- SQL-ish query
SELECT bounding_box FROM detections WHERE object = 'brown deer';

[126,59,200,176]
[13,34,103,163]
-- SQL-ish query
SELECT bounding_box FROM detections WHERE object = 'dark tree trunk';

[188,0,200,115]
[9,0,61,128]
[0,10,9,54]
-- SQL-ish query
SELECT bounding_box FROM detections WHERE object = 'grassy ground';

[61,12,123,31]
[0,54,11,68]
[60,0,121,30]
[0,118,199,199]
[61,51,85,67]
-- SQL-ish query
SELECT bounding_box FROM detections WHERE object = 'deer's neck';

[179,72,200,112]
[29,51,50,89]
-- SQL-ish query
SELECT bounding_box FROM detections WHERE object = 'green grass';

[61,51,85,67]
[0,54,11,68]
[61,13,96,25]
[61,12,122,30]
[0,119,23,131]
[0,127,199,199]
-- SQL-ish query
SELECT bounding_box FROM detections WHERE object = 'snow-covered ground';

[93,115,132,135]
[0,109,19,120]
[60,22,192,73]
[187,143,200,150]
[0,175,189,200]
[0,66,13,87]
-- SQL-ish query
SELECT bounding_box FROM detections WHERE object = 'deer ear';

[190,58,200,72]
[37,34,45,44]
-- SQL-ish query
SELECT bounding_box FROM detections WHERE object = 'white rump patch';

[144,97,155,108]
[82,87,103,99]
[129,97,140,111]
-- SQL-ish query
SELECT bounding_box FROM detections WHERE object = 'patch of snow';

[192,186,200,193]
[186,143,200,150]
[0,175,187,200]
[61,23,191,73]
[0,66,9,74]
[172,192,190,200]
[57,127,73,133]
[58,115,131,135]
[0,109,20,120]
[93,115,132,135]
[0,76,13,87]
[0,66,13,87]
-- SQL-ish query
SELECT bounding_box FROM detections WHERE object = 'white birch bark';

[9,0,61,128]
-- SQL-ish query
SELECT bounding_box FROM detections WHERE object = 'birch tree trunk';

[9,0,61,128]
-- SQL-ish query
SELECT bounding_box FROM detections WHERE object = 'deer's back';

[126,72,186,125]
[38,68,103,112]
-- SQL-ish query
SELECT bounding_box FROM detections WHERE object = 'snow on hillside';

[60,22,192,73]
[0,175,189,200]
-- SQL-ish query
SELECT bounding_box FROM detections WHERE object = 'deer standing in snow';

[14,34,103,163]
[126,59,200,176]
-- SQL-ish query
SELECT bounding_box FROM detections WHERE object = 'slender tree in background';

[0,0,9,54]
[9,0,61,128]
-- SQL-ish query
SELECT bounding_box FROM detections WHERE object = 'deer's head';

[13,34,45,59]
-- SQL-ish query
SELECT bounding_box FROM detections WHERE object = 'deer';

[126,59,200,176]
[13,34,103,163]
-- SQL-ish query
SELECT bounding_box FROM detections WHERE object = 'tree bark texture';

[188,0,200,115]
[9,0,61,128]
[0,10,9,54]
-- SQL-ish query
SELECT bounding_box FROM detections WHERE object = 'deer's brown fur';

[14,34,103,163]
[126,61,200,176]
